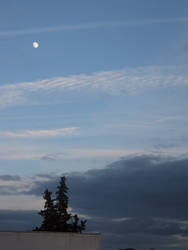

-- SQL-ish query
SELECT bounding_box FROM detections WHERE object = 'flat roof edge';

[0,231,100,235]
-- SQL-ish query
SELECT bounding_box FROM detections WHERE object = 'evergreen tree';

[71,214,87,233]
[71,214,79,232]
[35,176,87,233]
[38,188,57,231]
[80,219,87,232]
[55,176,71,231]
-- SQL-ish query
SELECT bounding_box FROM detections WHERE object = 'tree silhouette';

[35,176,87,233]
[55,176,71,231]
[70,214,87,233]
[37,189,57,231]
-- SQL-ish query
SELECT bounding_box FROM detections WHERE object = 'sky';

[0,0,188,249]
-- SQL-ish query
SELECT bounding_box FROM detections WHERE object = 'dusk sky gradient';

[0,1,188,249]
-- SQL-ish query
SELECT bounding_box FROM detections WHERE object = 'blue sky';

[0,0,188,175]
[0,1,188,249]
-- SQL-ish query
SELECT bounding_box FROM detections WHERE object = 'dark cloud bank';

[1,155,188,250]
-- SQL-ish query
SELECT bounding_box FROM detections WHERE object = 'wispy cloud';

[0,143,187,161]
[0,147,139,160]
[0,195,43,210]
[0,127,78,138]
[0,175,21,181]
[0,89,24,108]
[0,66,188,108]
[105,115,188,131]
[0,18,188,36]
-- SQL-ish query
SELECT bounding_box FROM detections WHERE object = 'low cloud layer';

[0,175,21,181]
[1,155,188,249]
[0,210,40,231]
[38,155,188,221]
[1,155,188,220]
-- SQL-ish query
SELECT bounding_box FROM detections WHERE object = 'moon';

[33,42,39,48]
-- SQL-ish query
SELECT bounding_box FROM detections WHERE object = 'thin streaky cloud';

[0,127,78,138]
[0,66,188,108]
[0,148,141,160]
[0,144,187,161]
[0,195,43,210]
[0,17,188,36]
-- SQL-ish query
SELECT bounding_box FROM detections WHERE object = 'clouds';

[0,144,139,160]
[0,66,188,108]
[0,195,43,210]
[2,143,185,161]
[2,154,188,220]
[29,155,188,249]
[0,18,188,36]
[0,127,78,138]
[0,210,40,231]
[0,89,24,108]
[66,155,188,220]
[0,175,21,181]
[1,155,188,249]
[14,154,187,224]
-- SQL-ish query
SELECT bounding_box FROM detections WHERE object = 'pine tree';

[38,188,57,231]
[80,219,87,232]
[35,176,87,233]
[71,214,79,232]
[71,214,87,233]
[55,176,71,231]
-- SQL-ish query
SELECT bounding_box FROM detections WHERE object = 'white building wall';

[0,232,100,250]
